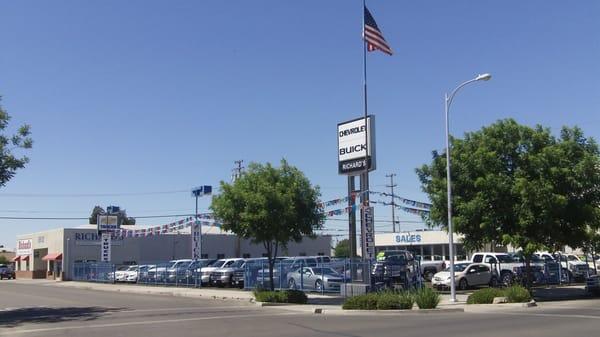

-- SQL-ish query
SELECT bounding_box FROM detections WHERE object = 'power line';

[0,189,190,198]
[0,213,197,220]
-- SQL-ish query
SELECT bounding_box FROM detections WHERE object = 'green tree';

[417,119,600,285]
[0,256,9,265]
[334,239,351,258]
[0,97,33,188]
[210,159,324,290]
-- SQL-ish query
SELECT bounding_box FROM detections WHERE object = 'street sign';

[191,186,212,197]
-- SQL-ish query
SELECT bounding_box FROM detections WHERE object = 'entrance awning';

[11,256,20,262]
[42,253,62,261]
[20,255,30,261]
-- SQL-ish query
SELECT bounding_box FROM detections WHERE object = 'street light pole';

[445,73,491,303]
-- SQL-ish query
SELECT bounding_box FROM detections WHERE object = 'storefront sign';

[337,116,376,175]
[17,239,33,256]
[395,234,422,243]
[101,233,111,262]
[74,232,123,246]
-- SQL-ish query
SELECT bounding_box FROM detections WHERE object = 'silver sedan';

[287,267,347,291]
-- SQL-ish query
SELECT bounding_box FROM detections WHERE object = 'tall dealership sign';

[338,116,376,283]
[338,116,376,175]
[97,213,121,263]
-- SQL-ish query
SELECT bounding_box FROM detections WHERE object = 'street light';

[445,73,491,303]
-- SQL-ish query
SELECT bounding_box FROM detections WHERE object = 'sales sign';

[97,215,120,233]
[337,116,376,175]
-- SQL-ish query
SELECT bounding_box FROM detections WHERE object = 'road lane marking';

[3,312,298,335]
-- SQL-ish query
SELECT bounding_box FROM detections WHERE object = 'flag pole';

[361,0,370,263]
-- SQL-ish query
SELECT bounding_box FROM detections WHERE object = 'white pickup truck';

[536,252,590,282]
[471,252,530,286]
[416,255,446,281]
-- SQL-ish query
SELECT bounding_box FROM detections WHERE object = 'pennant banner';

[370,191,431,210]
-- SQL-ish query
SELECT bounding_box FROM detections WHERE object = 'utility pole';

[232,160,244,258]
[386,173,397,232]
[232,160,244,182]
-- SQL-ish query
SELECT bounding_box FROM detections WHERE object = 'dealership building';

[374,230,474,260]
[13,225,332,280]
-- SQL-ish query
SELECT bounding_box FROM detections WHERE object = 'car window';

[495,255,514,263]
[446,263,469,272]
[567,255,579,261]
[224,260,236,267]
[230,260,245,268]
[484,256,497,264]
[472,254,483,263]
[477,265,490,273]
[211,260,226,268]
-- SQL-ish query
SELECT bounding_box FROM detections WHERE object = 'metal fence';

[70,257,598,293]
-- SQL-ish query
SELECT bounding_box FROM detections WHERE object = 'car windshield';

[178,261,192,268]
[445,263,470,272]
[117,266,129,271]
[211,260,226,268]
[310,268,338,275]
[567,255,580,261]
[230,260,245,268]
[496,255,515,263]
[128,266,138,271]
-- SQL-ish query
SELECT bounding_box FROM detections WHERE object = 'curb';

[339,308,464,314]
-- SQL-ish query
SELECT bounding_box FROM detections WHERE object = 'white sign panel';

[101,233,111,262]
[362,207,375,260]
[337,116,376,175]
[97,215,120,232]
[17,239,33,256]
[191,221,202,259]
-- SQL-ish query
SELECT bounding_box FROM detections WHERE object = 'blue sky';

[1,1,599,249]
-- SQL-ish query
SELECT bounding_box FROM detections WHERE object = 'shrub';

[376,291,400,310]
[414,287,440,309]
[504,285,531,303]
[342,293,378,310]
[466,288,505,304]
[398,291,414,310]
[253,289,308,304]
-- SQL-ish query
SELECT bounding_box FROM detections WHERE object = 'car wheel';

[315,280,323,292]
[424,270,435,282]
[458,278,468,290]
[501,272,513,286]
[288,279,297,290]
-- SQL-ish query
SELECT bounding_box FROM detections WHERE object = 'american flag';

[364,6,392,55]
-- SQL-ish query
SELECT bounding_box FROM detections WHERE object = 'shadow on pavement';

[533,286,597,302]
[0,306,123,328]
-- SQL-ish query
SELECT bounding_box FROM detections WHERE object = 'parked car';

[114,265,136,282]
[287,266,348,291]
[255,257,317,288]
[210,259,247,287]
[432,262,496,290]
[231,258,268,288]
[415,255,446,281]
[146,260,177,282]
[0,264,15,280]
[183,259,215,284]
[166,259,194,283]
[199,258,243,286]
[372,250,419,289]
[536,252,589,282]
[471,252,525,285]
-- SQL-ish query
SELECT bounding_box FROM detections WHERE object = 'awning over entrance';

[20,255,30,261]
[42,253,62,261]
[11,256,20,262]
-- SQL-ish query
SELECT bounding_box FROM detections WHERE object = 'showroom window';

[217,254,225,259]
[243,253,251,258]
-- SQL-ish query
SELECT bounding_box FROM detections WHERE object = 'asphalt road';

[1,281,599,337]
